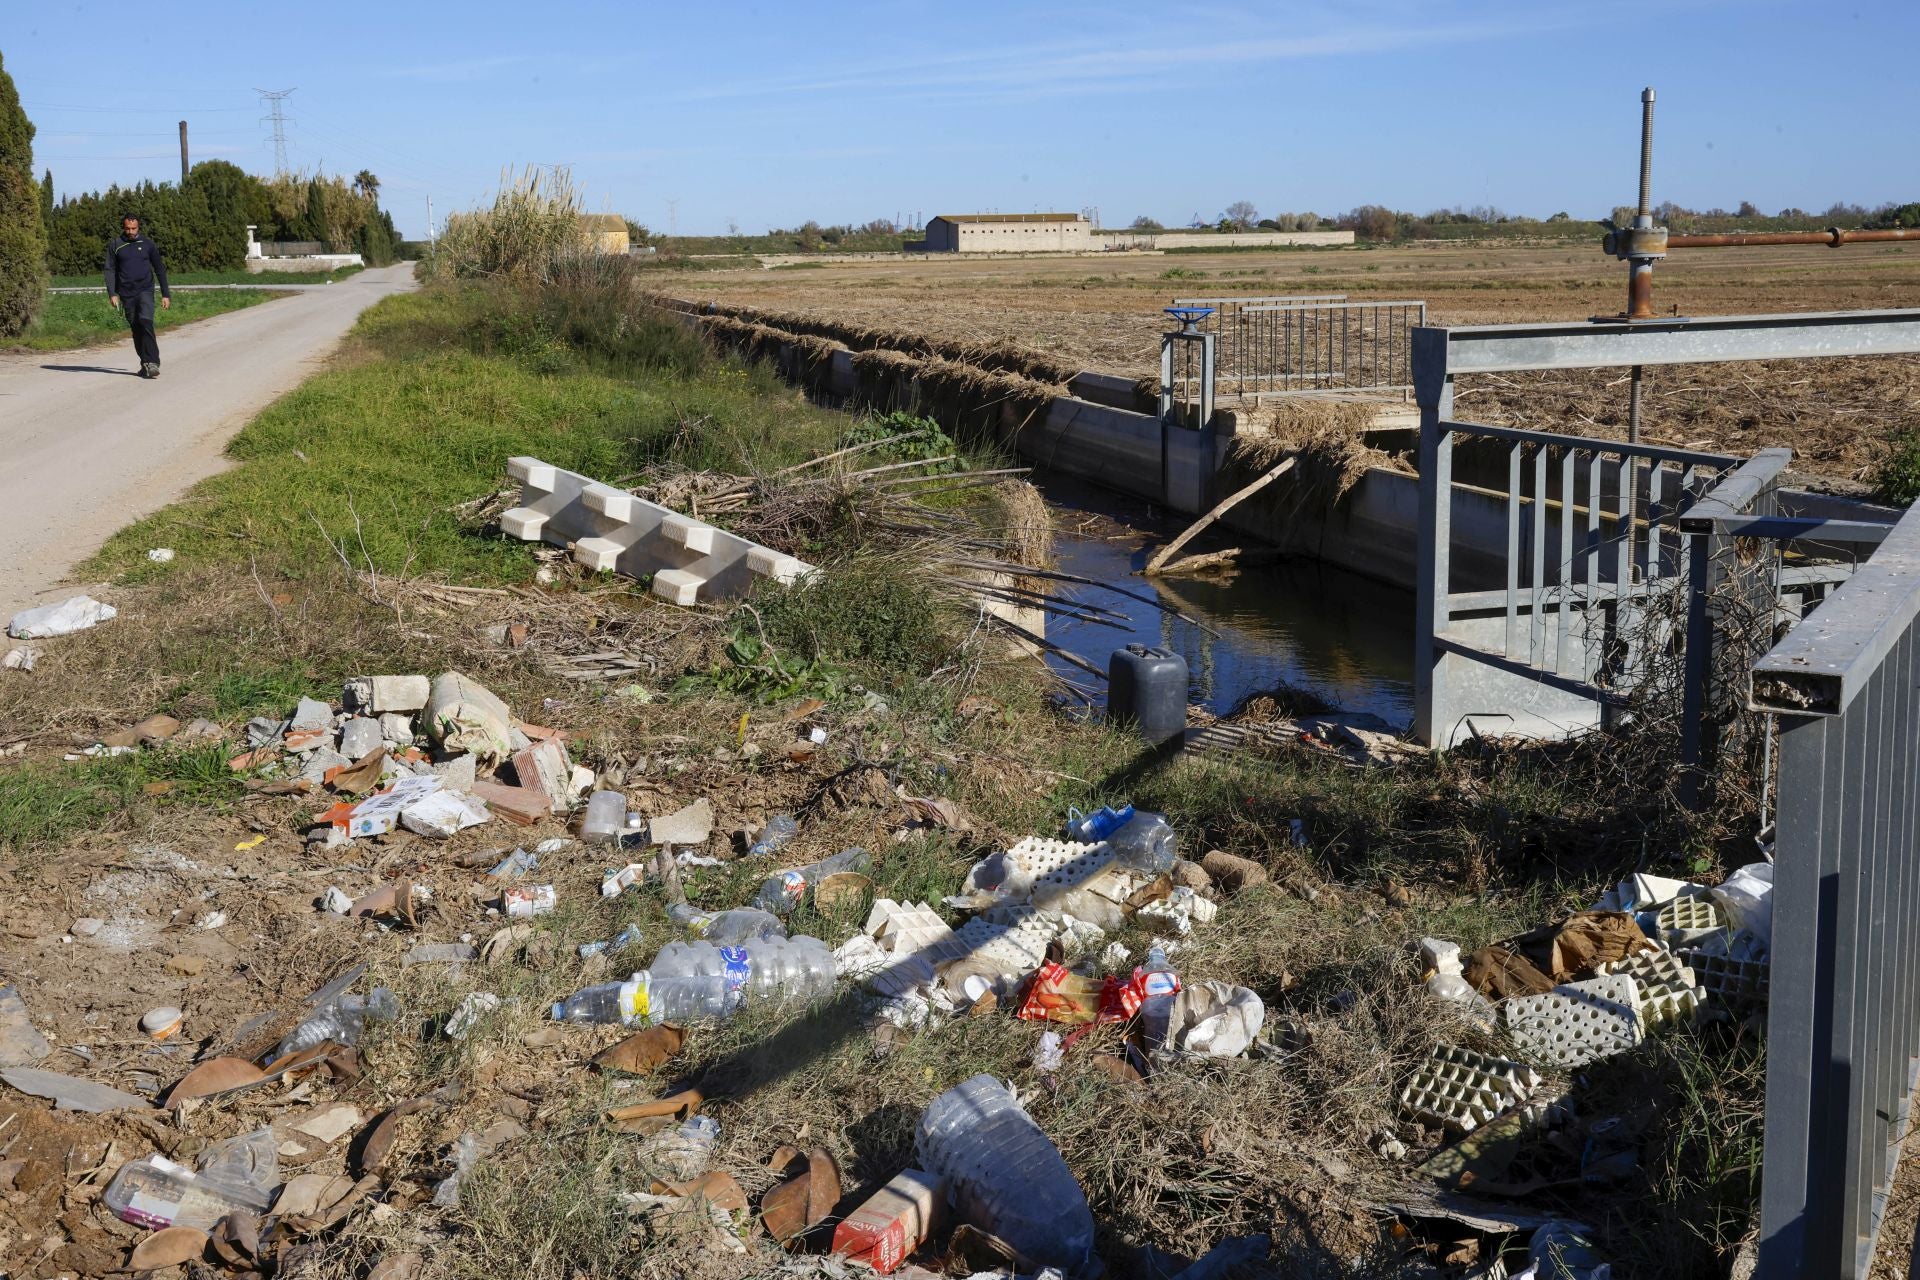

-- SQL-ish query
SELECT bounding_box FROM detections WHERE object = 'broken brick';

[470,781,548,826]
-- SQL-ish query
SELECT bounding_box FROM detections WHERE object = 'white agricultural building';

[923,213,1092,253]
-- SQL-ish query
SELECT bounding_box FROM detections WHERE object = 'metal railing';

[1750,499,1920,1279]
[1413,309,1920,748]
[1422,417,1736,743]
[1170,295,1425,398]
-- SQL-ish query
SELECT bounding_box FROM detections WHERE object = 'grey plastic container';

[1107,644,1189,745]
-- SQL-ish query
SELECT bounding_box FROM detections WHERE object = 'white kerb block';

[500,508,548,541]
[574,537,624,572]
[652,568,704,606]
[661,514,716,554]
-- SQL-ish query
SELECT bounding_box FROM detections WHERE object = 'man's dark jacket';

[104,234,171,298]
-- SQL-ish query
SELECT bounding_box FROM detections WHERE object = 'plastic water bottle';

[271,988,399,1062]
[1065,803,1135,844]
[580,791,627,844]
[652,937,837,1009]
[668,903,786,944]
[549,972,729,1025]
[1109,810,1176,874]
[914,1074,1094,1274]
[1136,946,1181,1049]
[752,848,871,915]
[747,814,799,859]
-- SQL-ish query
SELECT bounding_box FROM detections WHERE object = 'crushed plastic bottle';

[645,1115,719,1180]
[1419,938,1495,1025]
[487,848,538,879]
[747,813,799,859]
[579,922,645,959]
[431,1131,482,1208]
[751,848,871,916]
[668,903,786,945]
[1064,803,1135,845]
[270,988,398,1062]
[915,1074,1094,1274]
[1107,810,1176,874]
[104,1128,278,1230]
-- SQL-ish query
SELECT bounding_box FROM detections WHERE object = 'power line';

[255,87,295,176]
[24,100,254,113]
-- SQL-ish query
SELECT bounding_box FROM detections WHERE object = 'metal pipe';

[1669,227,1920,249]
[1637,87,1656,219]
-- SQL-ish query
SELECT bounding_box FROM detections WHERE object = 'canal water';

[1038,495,1417,728]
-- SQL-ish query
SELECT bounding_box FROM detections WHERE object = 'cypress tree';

[0,51,49,337]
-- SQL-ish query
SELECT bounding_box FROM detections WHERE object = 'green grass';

[87,284,852,585]
[9,289,282,352]
[50,264,365,288]
[0,742,246,854]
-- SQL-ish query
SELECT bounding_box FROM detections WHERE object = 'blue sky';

[7,0,1917,238]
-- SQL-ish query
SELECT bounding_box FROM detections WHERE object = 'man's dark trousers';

[124,291,159,368]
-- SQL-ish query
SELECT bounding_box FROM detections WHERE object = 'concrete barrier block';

[500,508,547,541]
[582,484,643,524]
[506,457,557,493]
[1503,975,1644,1067]
[573,537,624,572]
[747,546,806,585]
[507,457,813,606]
[652,568,704,606]
[1400,1045,1542,1132]
[661,514,717,554]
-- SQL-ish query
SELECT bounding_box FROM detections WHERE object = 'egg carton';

[502,456,809,606]
[1654,893,1726,946]
[1676,934,1770,1011]
[864,899,961,959]
[1503,975,1644,1068]
[1596,948,1704,1027]
[1400,1045,1543,1133]
[950,906,1055,976]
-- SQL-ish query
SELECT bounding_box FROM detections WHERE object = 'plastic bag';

[1711,863,1773,946]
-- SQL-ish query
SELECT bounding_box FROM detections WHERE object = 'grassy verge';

[8,289,283,353]
[49,263,366,288]
[0,268,1758,1278]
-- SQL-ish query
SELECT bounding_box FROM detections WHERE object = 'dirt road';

[0,263,417,620]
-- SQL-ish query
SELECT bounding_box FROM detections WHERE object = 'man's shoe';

[137,364,152,378]
[147,364,161,379]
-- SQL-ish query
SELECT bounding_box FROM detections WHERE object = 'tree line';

[43,163,403,277]
[1134,200,1919,241]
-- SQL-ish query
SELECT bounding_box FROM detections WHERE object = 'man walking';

[105,215,171,378]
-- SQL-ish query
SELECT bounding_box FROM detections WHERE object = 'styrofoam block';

[747,546,806,585]
[652,568,704,606]
[1400,1045,1542,1133]
[1655,894,1725,945]
[583,484,642,523]
[574,537,624,571]
[500,508,547,541]
[1503,975,1644,1067]
[507,457,557,492]
[1597,948,1704,1027]
[661,514,716,554]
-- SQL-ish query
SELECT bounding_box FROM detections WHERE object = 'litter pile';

[0,662,1285,1280]
[1389,863,1776,1277]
